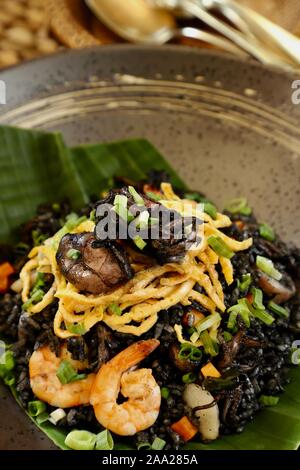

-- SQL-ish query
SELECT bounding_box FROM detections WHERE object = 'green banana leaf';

[0,126,88,243]
[70,138,186,197]
[0,126,299,450]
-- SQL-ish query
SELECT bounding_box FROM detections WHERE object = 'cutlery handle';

[180,0,292,68]
[212,0,300,66]
[179,27,247,56]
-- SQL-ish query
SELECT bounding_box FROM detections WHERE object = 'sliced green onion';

[237,273,252,292]
[182,372,197,384]
[208,236,234,259]
[134,211,149,229]
[152,437,166,450]
[65,214,87,231]
[195,312,221,335]
[178,343,193,360]
[49,408,66,425]
[32,229,47,246]
[249,305,275,325]
[268,301,289,318]
[251,287,265,310]
[184,192,206,203]
[28,401,47,417]
[149,217,159,226]
[32,272,45,291]
[228,301,251,327]
[187,327,197,336]
[161,387,170,399]
[4,373,15,386]
[66,322,87,335]
[109,303,122,316]
[95,429,114,450]
[0,350,15,378]
[259,395,280,406]
[256,256,282,281]
[190,348,203,361]
[224,198,252,216]
[178,343,202,361]
[137,442,152,450]
[56,360,86,385]
[146,191,161,202]
[52,203,60,212]
[23,288,45,310]
[129,186,145,206]
[259,223,275,242]
[65,430,96,450]
[190,331,200,344]
[227,311,238,330]
[133,236,147,250]
[200,331,218,357]
[204,202,217,220]
[291,348,300,365]
[66,248,81,260]
[113,194,134,222]
[223,331,233,342]
[36,412,50,425]
[89,209,96,221]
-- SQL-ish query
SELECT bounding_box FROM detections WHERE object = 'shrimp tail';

[113,339,160,370]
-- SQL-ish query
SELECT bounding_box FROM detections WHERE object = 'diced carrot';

[201,362,221,378]
[143,184,162,197]
[0,262,14,294]
[235,220,245,230]
[0,262,14,277]
[0,277,9,294]
[170,416,198,442]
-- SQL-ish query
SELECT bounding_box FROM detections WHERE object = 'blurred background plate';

[0,45,300,448]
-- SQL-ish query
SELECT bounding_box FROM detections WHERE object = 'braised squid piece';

[56,232,132,295]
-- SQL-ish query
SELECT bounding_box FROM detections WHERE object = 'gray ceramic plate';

[0,45,299,450]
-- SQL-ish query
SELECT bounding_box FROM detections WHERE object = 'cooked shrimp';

[90,339,161,436]
[29,345,95,408]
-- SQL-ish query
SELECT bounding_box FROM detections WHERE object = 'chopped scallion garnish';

[182,372,197,384]
[49,408,66,425]
[195,312,221,335]
[146,191,161,202]
[161,387,170,399]
[256,255,282,281]
[109,303,122,316]
[65,430,96,451]
[267,301,289,318]
[237,273,252,292]
[223,331,233,342]
[66,322,87,335]
[208,236,234,259]
[133,236,147,250]
[224,198,252,216]
[56,360,87,385]
[251,287,265,311]
[134,211,149,229]
[178,343,202,361]
[95,429,114,451]
[259,395,280,406]
[204,202,217,220]
[151,437,166,450]
[200,331,219,357]
[259,223,275,242]
[66,248,81,260]
[129,186,145,206]
[28,401,47,417]
[137,442,152,450]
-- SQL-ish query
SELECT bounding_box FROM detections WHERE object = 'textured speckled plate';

[0,45,299,450]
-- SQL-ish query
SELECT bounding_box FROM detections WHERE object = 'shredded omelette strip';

[19,184,252,338]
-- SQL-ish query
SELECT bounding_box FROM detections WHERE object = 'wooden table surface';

[0,0,300,69]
